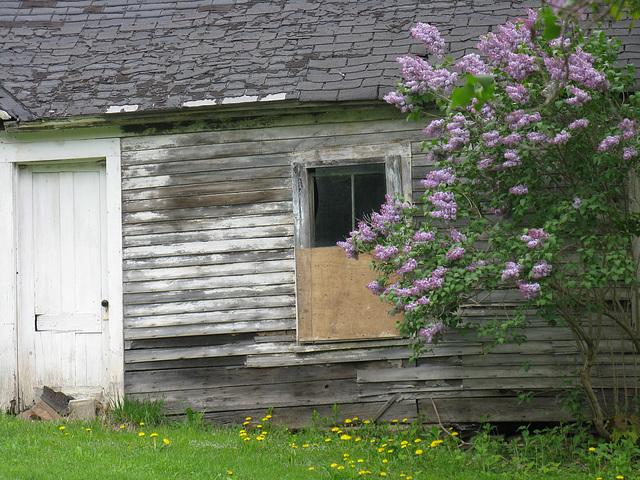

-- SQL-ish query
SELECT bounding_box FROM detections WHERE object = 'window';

[292,144,411,342]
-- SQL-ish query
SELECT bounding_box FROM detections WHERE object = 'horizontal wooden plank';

[122,165,291,189]
[124,294,295,317]
[124,362,386,394]
[125,306,296,329]
[123,236,293,260]
[124,283,295,306]
[125,319,296,341]
[122,177,291,202]
[122,187,292,212]
[123,271,295,295]
[121,117,423,154]
[125,341,295,363]
[123,213,293,237]
[123,225,294,249]
[123,201,292,224]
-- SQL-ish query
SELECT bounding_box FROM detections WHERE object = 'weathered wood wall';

[120,103,636,427]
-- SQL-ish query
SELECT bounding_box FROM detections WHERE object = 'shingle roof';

[0,0,637,121]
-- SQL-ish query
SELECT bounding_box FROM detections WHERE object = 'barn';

[1,0,638,425]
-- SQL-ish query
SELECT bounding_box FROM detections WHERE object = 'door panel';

[18,163,107,404]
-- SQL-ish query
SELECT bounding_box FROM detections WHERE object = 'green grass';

[0,413,638,480]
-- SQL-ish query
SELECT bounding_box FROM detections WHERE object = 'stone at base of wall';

[69,398,101,420]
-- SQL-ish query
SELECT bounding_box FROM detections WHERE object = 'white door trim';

[0,137,124,409]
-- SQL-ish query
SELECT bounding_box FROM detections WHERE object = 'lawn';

[0,412,637,479]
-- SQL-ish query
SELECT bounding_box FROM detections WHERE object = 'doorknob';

[101,299,109,308]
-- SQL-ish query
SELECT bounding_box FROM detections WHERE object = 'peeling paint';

[260,93,287,102]
[105,105,139,114]
[182,99,217,108]
[221,95,259,105]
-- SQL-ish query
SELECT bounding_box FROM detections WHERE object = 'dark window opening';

[309,164,386,247]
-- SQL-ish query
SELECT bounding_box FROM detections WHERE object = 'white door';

[17,162,108,405]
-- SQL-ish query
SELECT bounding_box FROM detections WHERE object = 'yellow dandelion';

[357,459,364,463]
[381,472,387,476]
[403,418,408,422]
[407,477,412,480]
[337,466,345,470]
[392,419,398,423]
[378,447,385,453]
[343,454,350,458]
[243,421,250,426]
[119,425,125,429]
[387,449,393,453]
[308,467,314,471]
[59,426,65,430]
[227,471,233,475]
[401,440,409,445]
[138,432,145,436]
[325,438,332,442]
[414,438,422,443]
[355,437,362,442]
[64,432,69,436]
[150,433,158,438]
[341,434,352,440]
[261,417,268,422]
[243,437,250,441]
[86,428,91,432]
[332,427,341,432]
[416,449,423,455]
[256,424,262,428]
[589,447,596,451]
[331,463,338,468]
[245,417,252,421]
[382,459,388,464]
[616,477,624,479]
[345,418,352,424]
[364,420,371,424]
[303,444,309,448]
[452,432,459,436]
[265,414,272,419]
[353,417,359,421]
[139,422,144,426]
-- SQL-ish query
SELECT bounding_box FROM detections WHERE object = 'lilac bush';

[340,7,640,437]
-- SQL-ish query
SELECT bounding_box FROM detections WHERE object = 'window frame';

[292,144,412,249]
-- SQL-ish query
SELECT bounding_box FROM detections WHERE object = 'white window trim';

[0,137,124,409]
[291,143,412,249]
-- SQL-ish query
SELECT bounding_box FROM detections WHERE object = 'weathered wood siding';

[120,104,636,426]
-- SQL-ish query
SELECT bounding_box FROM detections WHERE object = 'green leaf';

[450,83,475,110]
[542,8,561,41]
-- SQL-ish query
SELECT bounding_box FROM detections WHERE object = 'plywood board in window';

[296,246,400,342]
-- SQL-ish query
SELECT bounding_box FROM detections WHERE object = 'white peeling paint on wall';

[260,93,287,102]
[221,95,259,105]
[182,99,217,108]
[105,105,139,114]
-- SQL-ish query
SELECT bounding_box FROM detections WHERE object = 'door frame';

[0,137,124,411]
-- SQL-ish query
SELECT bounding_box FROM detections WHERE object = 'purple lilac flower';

[396,258,418,276]
[423,119,446,137]
[518,282,541,299]
[509,184,528,195]
[373,244,398,261]
[446,246,466,261]
[428,191,457,222]
[573,197,582,210]
[619,118,636,140]
[467,260,486,272]
[502,149,521,168]
[506,84,530,104]
[454,53,491,75]
[551,130,571,145]
[477,157,494,169]
[421,167,456,189]
[366,280,385,296]
[568,119,589,130]
[355,222,377,242]
[411,22,445,57]
[418,322,445,343]
[521,228,550,249]
[505,110,541,129]
[623,147,638,160]
[502,133,522,147]
[413,267,447,291]
[545,48,609,91]
[482,130,502,147]
[527,132,551,144]
[449,227,466,243]
[598,135,621,152]
[404,303,418,312]
[477,14,535,64]
[442,129,471,152]
[396,55,459,96]
[383,91,411,113]
[566,86,591,106]
[531,260,553,279]
[413,231,436,243]
[395,286,420,297]
[417,296,431,305]
[337,238,357,259]
[504,52,538,80]
[501,261,524,280]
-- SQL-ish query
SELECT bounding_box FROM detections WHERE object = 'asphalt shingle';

[0,0,637,120]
